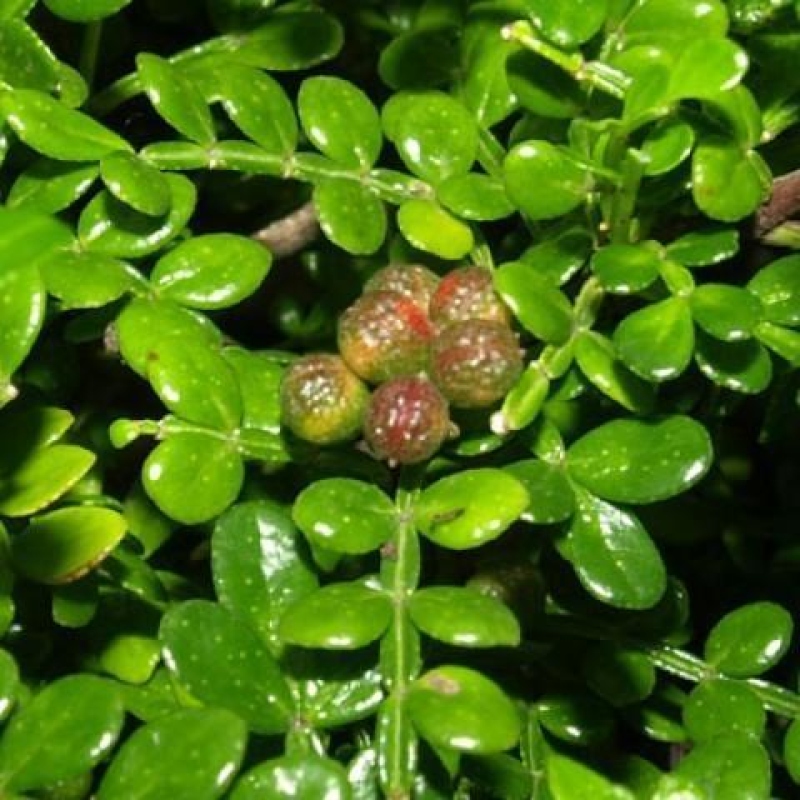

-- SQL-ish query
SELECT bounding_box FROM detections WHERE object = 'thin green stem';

[79,21,103,91]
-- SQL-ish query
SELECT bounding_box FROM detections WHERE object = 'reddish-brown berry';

[364,264,440,312]
[432,320,523,409]
[430,266,510,327]
[280,354,370,445]
[338,290,434,384]
[364,376,451,465]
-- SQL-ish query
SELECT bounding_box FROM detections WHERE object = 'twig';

[252,202,320,259]
[756,168,800,237]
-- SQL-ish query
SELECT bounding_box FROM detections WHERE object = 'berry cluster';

[280,265,523,465]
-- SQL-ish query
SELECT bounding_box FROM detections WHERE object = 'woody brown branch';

[756,168,800,237]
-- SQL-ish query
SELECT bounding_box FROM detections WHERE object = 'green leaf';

[0,0,35,19]
[669,38,749,100]
[0,19,59,92]
[706,85,762,148]
[0,89,131,160]
[397,198,473,260]
[495,260,573,344]
[507,50,584,119]
[7,158,98,214]
[460,30,517,126]
[0,444,95,517]
[299,76,382,169]
[409,587,521,647]
[522,0,609,47]
[0,406,73,471]
[41,250,135,310]
[495,364,550,433]
[43,0,131,21]
[383,90,477,183]
[590,242,662,294]
[279,583,392,649]
[0,675,123,793]
[380,30,459,91]
[614,297,695,382]
[0,650,17,720]
[205,0,273,32]
[546,745,637,800]
[755,321,800,366]
[0,263,46,380]
[505,459,575,524]
[623,0,728,48]
[415,469,529,550]
[704,601,793,678]
[52,579,98,628]
[683,680,765,743]
[212,501,317,649]
[79,174,197,259]
[504,141,590,220]
[161,600,293,734]
[293,479,396,555]
[314,179,387,256]
[521,225,593,286]
[784,719,800,785]
[438,173,515,221]
[695,333,773,394]
[583,644,656,707]
[230,755,352,800]
[563,488,667,609]
[747,253,800,326]
[690,284,761,341]
[692,138,770,222]
[137,54,214,144]
[12,506,126,584]
[100,151,171,217]
[642,117,695,176]
[143,433,243,525]
[666,227,739,267]
[537,692,614,745]
[96,708,246,800]
[567,416,713,504]
[407,666,520,754]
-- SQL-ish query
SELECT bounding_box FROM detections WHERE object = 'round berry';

[338,290,434,384]
[281,354,369,445]
[364,264,440,312]
[432,320,523,409]
[365,376,451,466]
[430,266,510,327]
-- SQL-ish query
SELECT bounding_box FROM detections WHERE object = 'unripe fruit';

[365,376,451,466]
[430,266,510,327]
[338,290,434,383]
[280,354,369,445]
[432,320,523,409]
[364,264,440,312]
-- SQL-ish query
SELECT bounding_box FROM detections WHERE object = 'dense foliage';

[1,0,800,797]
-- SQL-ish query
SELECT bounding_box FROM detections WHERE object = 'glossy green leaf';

[97,708,246,800]
[706,85,762,148]
[397,198,473,260]
[41,250,135,310]
[161,600,293,733]
[748,253,800,326]
[614,297,695,382]
[44,0,131,21]
[380,30,458,91]
[521,226,593,286]
[279,583,392,649]
[438,173,515,221]
[507,50,584,119]
[546,745,637,800]
[409,587,520,647]
[460,30,516,126]
[591,242,661,294]
[408,665,520,754]
[0,263,46,380]
[575,332,656,413]
[79,174,197,259]
[376,695,417,794]
[383,90,477,183]
[583,644,656,707]
[623,0,728,47]
[504,141,590,220]
[784,719,800,784]
[667,227,739,267]
[537,692,614,745]
[12,506,126,584]
[642,117,695,176]
[299,76,382,169]
[563,488,667,609]
[212,501,317,648]
[695,333,773,393]
[0,650,17,720]
[622,62,671,125]
[100,151,171,217]
[692,138,770,222]
[52,579,97,628]
[314,179,387,256]
[0,675,123,793]
[623,686,688,744]
[494,364,550,433]
[7,158,98,214]
[0,19,59,91]
[755,321,800,366]
[522,0,608,47]
[684,679,765,743]
[415,469,529,550]
[505,459,575,524]
[0,406,72,471]
[143,433,243,524]
[669,38,749,101]
[231,755,352,800]
[0,89,130,160]
[690,284,761,341]
[568,416,712,504]
[0,0,35,18]
[704,601,793,678]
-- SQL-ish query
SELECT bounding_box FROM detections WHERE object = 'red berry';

[280,354,370,445]
[338,290,434,384]
[364,264,440,312]
[364,376,451,465]
[432,320,523,409]
[430,266,510,328]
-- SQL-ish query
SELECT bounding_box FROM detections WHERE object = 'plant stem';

[79,21,103,91]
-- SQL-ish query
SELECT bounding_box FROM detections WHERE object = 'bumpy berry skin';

[432,320,523,409]
[365,376,451,465]
[338,290,434,384]
[429,266,510,328]
[364,264,440,312]
[280,354,370,445]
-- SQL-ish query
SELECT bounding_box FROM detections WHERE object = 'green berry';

[364,376,451,466]
[280,354,370,445]
[432,320,523,409]
[430,266,510,327]
[364,264,440,311]
[338,290,434,383]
